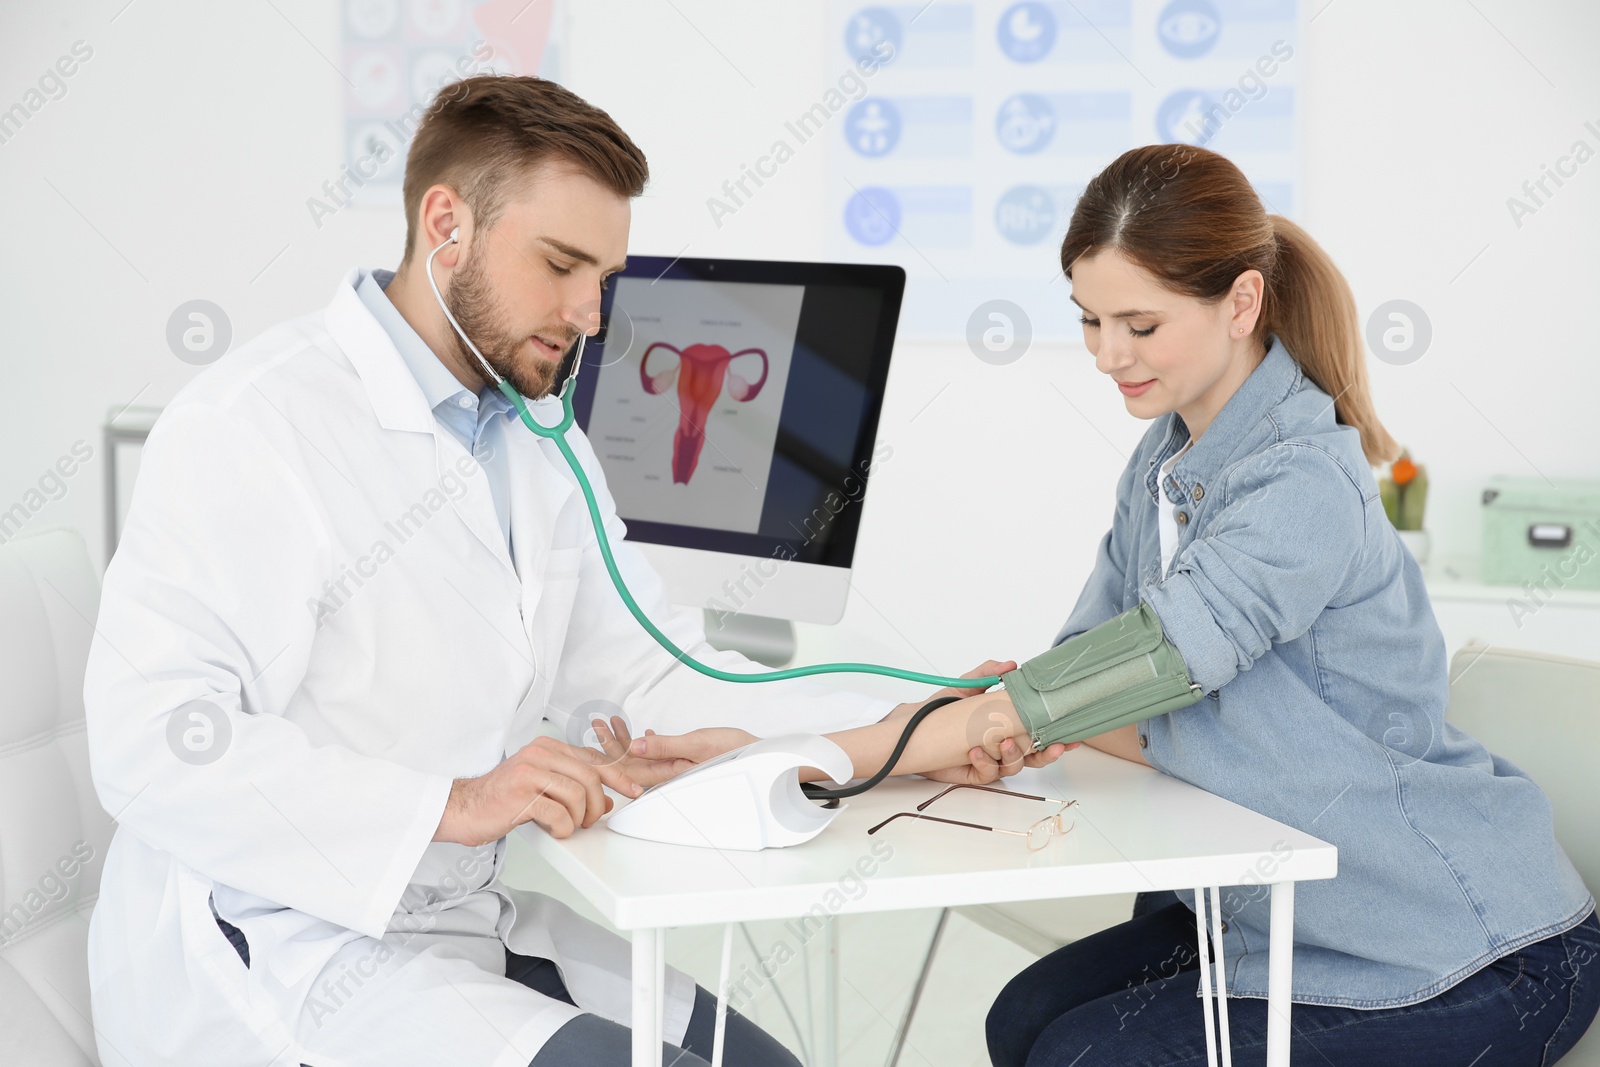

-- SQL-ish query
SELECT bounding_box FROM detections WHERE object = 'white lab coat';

[83,269,895,1067]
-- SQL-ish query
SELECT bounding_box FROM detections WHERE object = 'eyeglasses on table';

[866,783,1079,851]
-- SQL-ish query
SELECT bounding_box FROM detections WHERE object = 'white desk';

[1419,553,1600,661]
[523,746,1337,1066]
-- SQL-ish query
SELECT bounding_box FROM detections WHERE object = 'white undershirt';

[1157,438,1195,576]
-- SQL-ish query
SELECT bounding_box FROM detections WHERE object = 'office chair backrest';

[1445,640,1600,898]
[0,527,114,1066]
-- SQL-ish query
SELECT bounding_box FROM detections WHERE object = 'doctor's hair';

[400,75,649,264]
[1060,144,1400,467]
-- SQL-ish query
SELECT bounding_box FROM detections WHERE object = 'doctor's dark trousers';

[213,893,797,1066]
[247,929,796,1064]
[505,946,800,1066]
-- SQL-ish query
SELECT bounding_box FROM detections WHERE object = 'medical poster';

[827,0,1302,338]
[336,0,567,209]
[584,278,803,533]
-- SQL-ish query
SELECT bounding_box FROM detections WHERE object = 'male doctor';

[83,75,1061,1067]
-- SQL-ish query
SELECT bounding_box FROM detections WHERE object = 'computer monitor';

[571,255,905,629]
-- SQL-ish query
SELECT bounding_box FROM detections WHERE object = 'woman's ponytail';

[1263,215,1400,466]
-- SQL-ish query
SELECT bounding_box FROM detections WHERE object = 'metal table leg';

[632,927,661,1067]
[822,917,839,1067]
[1266,881,1295,1067]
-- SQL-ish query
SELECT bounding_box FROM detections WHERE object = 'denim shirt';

[1052,333,1594,1008]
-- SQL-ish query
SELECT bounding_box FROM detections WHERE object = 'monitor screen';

[570,256,905,571]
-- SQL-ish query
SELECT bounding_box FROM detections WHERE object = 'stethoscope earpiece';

[426,230,502,389]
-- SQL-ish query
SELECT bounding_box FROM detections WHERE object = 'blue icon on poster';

[846,99,902,157]
[1156,90,1218,145]
[845,187,901,246]
[995,93,1055,154]
[997,2,1056,63]
[1157,0,1221,58]
[846,7,902,65]
[995,185,1055,244]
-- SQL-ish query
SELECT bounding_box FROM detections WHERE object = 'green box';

[1480,476,1600,591]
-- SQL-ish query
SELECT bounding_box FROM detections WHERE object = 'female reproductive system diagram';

[639,342,769,485]
[583,276,802,535]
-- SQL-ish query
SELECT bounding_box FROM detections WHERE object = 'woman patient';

[629,143,1599,1067]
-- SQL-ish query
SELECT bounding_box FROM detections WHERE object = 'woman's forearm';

[801,692,1028,782]
[1080,723,1150,765]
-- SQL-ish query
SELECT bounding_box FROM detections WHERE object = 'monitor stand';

[702,609,797,668]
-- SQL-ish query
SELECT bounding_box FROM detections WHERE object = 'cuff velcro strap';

[1001,600,1204,750]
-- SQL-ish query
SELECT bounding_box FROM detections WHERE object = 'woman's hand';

[604,717,757,784]
[886,660,1077,783]
[585,715,745,788]
[919,737,1076,786]
[958,689,1080,770]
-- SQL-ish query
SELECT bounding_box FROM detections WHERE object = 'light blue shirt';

[354,268,516,553]
[1055,333,1594,1008]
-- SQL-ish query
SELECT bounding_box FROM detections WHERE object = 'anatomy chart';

[338,0,566,208]
[827,0,1302,339]
[585,278,802,533]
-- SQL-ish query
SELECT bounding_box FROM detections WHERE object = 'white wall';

[2,0,1597,683]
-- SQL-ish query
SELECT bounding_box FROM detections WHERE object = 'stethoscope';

[424,228,1002,711]
[426,227,584,441]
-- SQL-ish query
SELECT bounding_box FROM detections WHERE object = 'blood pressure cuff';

[1002,600,1204,751]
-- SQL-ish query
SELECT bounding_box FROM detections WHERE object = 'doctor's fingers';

[501,773,585,838]
[514,740,622,829]
[547,740,654,811]
[589,715,637,765]
[586,722,689,788]
[587,718,674,781]
[510,759,605,831]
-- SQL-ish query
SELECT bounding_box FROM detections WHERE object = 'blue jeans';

[988,896,1600,1067]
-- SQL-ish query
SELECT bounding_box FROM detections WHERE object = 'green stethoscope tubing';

[421,227,1000,692]
[494,377,1003,691]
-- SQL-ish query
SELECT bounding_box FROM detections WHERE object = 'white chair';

[0,527,114,1066]
[1446,641,1600,1064]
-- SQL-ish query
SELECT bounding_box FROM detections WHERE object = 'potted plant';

[1378,448,1429,563]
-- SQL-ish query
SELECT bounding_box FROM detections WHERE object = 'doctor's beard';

[445,244,575,401]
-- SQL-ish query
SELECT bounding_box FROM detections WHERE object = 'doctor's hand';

[433,736,646,846]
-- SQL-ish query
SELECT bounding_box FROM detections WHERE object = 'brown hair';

[400,75,649,263]
[1059,144,1398,466]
